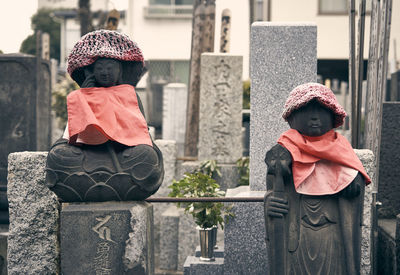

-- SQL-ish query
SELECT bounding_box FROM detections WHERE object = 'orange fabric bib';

[66,84,152,147]
[278,129,371,195]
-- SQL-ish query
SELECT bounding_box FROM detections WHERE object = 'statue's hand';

[266,194,289,218]
[81,69,96,88]
[340,177,361,198]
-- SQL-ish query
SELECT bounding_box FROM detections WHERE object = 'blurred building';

[252,0,400,84]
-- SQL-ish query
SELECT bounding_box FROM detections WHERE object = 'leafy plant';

[52,75,79,129]
[195,159,221,178]
[236,157,250,186]
[168,172,233,229]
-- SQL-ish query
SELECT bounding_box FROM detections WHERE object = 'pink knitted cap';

[282,83,347,128]
[67,30,144,83]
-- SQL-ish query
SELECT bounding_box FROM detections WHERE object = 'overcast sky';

[0,0,128,54]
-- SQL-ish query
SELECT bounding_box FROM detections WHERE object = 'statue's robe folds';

[265,165,365,275]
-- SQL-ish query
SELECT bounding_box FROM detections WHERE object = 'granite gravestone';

[198,53,243,163]
[162,84,187,157]
[7,152,59,275]
[377,102,400,218]
[61,202,154,275]
[249,22,317,191]
[0,54,52,223]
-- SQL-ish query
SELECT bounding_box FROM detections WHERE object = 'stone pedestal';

[61,201,154,275]
[223,187,267,275]
[183,256,224,275]
[198,53,243,163]
[250,22,317,191]
[162,84,187,157]
[159,206,180,271]
[7,152,59,275]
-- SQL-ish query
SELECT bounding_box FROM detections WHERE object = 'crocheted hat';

[282,83,347,128]
[67,30,144,86]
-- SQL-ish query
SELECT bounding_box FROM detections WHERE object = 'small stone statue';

[264,83,371,275]
[46,30,164,202]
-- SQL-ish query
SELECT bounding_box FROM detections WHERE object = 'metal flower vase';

[198,226,217,261]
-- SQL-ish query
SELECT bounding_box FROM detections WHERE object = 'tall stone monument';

[250,22,317,191]
[198,53,243,163]
[0,54,52,223]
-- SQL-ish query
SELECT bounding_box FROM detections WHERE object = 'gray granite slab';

[377,103,400,218]
[162,84,188,157]
[7,152,59,275]
[250,22,317,191]
[198,53,243,163]
[223,190,267,275]
[61,201,154,275]
[159,206,180,271]
[183,256,224,275]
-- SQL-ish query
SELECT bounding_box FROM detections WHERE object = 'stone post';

[7,152,59,275]
[198,53,243,163]
[185,0,216,157]
[220,9,231,53]
[250,22,317,191]
[162,84,187,157]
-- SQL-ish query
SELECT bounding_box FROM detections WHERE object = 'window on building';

[145,0,194,18]
[319,0,371,15]
[147,60,190,85]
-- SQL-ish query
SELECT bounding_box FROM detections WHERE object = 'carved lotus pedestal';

[46,139,164,202]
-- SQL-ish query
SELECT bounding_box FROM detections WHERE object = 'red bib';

[66,84,152,147]
[278,129,371,195]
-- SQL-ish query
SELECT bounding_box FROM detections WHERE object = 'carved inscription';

[92,215,115,274]
[211,60,232,159]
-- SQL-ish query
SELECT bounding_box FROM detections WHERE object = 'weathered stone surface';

[159,205,180,271]
[250,22,317,191]
[183,256,224,275]
[154,139,177,197]
[378,103,400,218]
[0,227,8,275]
[198,53,243,163]
[61,201,154,275]
[223,188,267,275]
[356,149,375,275]
[162,84,188,157]
[7,152,59,275]
[0,56,52,185]
[152,139,176,269]
[178,211,199,270]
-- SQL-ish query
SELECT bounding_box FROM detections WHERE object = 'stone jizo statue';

[46,30,164,202]
[264,83,371,275]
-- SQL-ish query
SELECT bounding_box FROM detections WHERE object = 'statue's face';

[93,58,121,87]
[287,99,334,137]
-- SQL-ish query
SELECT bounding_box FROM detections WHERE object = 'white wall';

[127,0,250,79]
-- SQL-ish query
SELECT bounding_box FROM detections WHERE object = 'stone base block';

[61,201,154,275]
[159,205,180,271]
[7,152,59,275]
[183,256,224,275]
[176,161,239,191]
[223,187,268,275]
